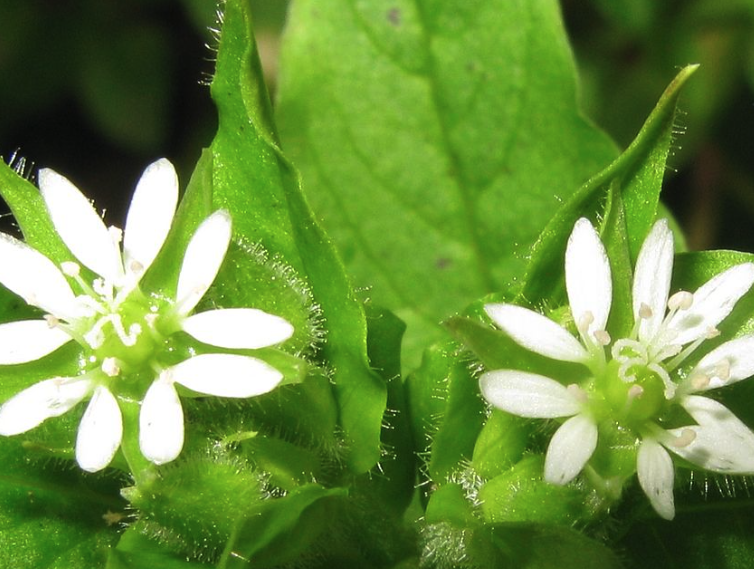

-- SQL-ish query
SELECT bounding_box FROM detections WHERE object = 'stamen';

[706,327,721,340]
[128,260,145,276]
[639,303,653,319]
[593,329,611,346]
[668,291,693,311]
[690,373,711,390]
[108,226,123,244]
[101,357,121,377]
[566,383,588,404]
[670,428,697,449]
[92,278,109,296]
[61,261,81,277]
[715,359,731,381]
[44,314,60,328]
[577,311,595,333]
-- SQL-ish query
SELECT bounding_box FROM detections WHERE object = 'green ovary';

[599,360,665,426]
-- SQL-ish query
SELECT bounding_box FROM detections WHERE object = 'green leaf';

[0,438,120,568]
[276,0,618,367]
[522,65,698,307]
[210,0,386,473]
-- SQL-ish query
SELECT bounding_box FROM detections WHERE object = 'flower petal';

[175,210,232,315]
[479,370,581,418]
[0,233,79,319]
[182,308,294,349]
[544,414,598,485]
[0,320,72,364]
[39,168,124,283]
[667,395,754,473]
[565,218,612,334]
[484,304,588,363]
[75,385,123,472]
[668,263,754,346]
[123,158,179,280]
[0,377,91,436]
[169,354,283,398]
[633,220,674,344]
[637,438,675,520]
[688,334,754,391]
[140,375,184,465]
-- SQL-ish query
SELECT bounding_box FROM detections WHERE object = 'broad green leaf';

[276,0,618,367]
[210,0,386,473]
[522,65,698,306]
[0,438,120,568]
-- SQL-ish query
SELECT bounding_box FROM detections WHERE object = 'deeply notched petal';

[479,370,581,418]
[169,353,284,398]
[668,263,754,346]
[0,377,91,436]
[633,220,674,344]
[565,218,612,334]
[637,438,675,520]
[0,233,79,320]
[182,308,294,349]
[485,304,588,363]
[123,158,179,279]
[39,168,124,284]
[544,414,598,485]
[669,396,754,473]
[140,375,184,465]
[176,210,232,315]
[75,385,123,473]
[0,320,72,364]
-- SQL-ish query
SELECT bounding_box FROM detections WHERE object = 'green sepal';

[106,529,214,569]
[472,410,530,480]
[478,456,591,525]
[218,484,347,568]
[425,483,478,528]
[406,342,485,484]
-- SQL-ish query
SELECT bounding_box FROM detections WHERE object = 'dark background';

[2,0,754,253]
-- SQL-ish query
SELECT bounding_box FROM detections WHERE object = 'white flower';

[0,159,294,471]
[481,217,754,519]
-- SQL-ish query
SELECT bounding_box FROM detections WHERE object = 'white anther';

[577,311,594,333]
[108,226,123,244]
[566,383,588,404]
[93,278,108,296]
[671,428,697,449]
[668,291,693,311]
[44,314,60,328]
[593,329,611,346]
[101,357,121,377]
[706,327,721,340]
[128,260,144,275]
[690,374,711,390]
[714,359,731,381]
[61,261,81,277]
[638,303,653,319]
[627,384,644,400]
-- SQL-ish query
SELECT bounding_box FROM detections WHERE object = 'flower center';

[60,262,166,375]
[599,360,665,425]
